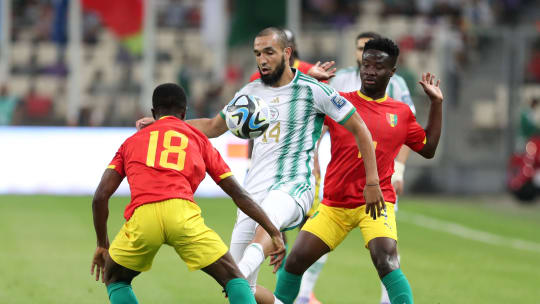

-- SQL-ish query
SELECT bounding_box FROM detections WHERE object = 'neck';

[271,66,295,88]
[155,113,183,120]
[360,87,386,100]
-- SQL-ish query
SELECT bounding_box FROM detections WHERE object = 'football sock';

[296,253,328,300]
[381,268,413,304]
[274,269,302,304]
[238,243,265,279]
[107,281,138,304]
[225,278,257,304]
[380,254,400,304]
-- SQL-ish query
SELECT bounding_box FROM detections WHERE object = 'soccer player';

[136,27,384,304]
[273,38,443,304]
[296,31,418,304]
[90,83,285,304]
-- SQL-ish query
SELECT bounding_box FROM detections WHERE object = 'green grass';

[0,195,539,303]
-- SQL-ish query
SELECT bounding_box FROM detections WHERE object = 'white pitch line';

[398,211,540,253]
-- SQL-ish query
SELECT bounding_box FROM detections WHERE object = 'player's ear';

[390,66,396,77]
[284,46,292,61]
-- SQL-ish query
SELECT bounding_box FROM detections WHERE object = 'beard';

[259,55,286,86]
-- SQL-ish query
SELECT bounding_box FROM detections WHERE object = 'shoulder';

[297,72,335,97]
[238,80,263,94]
[387,97,414,114]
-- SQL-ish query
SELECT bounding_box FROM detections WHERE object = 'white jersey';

[329,66,416,115]
[221,70,356,213]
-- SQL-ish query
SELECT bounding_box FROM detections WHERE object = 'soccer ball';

[224,95,270,139]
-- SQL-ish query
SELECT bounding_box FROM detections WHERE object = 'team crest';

[386,113,397,127]
[269,106,280,121]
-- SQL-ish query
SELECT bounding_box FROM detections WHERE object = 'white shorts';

[230,189,310,245]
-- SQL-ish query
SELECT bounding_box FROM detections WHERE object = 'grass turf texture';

[0,195,539,303]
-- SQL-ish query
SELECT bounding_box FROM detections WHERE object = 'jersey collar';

[357,90,388,103]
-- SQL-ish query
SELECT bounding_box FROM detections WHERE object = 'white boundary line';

[398,211,540,253]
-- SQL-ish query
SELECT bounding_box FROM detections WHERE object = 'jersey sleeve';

[201,137,233,183]
[312,83,356,125]
[107,144,126,177]
[405,110,427,152]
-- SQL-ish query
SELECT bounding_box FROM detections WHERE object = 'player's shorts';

[302,202,397,250]
[230,189,307,244]
[109,198,228,272]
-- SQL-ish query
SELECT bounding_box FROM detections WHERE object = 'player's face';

[359,49,395,93]
[355,37,371,66]
[254,35,291,85]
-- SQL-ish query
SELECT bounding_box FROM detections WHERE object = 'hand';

[90,246,109,283]
[136,117,155,131]
[419,72,443,104]
[363,184,385,220]
[392,179,404,196]
[307,61,337,81]
[268,233,286,273]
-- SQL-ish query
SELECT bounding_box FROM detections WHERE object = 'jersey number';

[262,122,281,143]
[358,141,377,159]
[146,130,189,171]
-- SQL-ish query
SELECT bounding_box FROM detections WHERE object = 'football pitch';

[1,195,539,303]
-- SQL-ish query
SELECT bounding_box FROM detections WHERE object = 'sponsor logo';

[386,113,397,127]
[330,95,346,110]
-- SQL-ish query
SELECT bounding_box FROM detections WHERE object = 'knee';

[284,251,309,275]
[372,250,399,276]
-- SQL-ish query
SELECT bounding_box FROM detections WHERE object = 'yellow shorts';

[109,198,228,272]
[302,202,397,250]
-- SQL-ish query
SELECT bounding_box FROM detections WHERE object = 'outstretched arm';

[218,176,285,256]
[417,72,444,159]
[136,113,229,138]
[91,169,123,282]
[342,112,385,219]
[187,113,229,138]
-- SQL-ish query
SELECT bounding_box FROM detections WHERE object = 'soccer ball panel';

[225,95,270,139]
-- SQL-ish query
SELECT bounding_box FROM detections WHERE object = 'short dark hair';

[152,83,187,114]
[356,31,382,41]
[255,27,289,49]
[363,37,400,67]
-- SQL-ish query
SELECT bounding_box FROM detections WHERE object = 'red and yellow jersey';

[322,91,426,208]
[108,116,232,220]
[249,59,314,82]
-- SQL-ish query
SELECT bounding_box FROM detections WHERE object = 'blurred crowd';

[0,0,539,127]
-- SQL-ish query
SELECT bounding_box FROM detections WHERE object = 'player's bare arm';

[218,176,286,261]
[187,114,229,138]
[90,168,123,282]
[342,112,385,219]
[417,72,444,159]
[392,146,411,195]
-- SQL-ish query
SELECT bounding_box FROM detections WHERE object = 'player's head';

[253,27,292,86]
[360,38,399,94]
[151,83,187,120]
[355,32,382,65]
[282,28,299,60]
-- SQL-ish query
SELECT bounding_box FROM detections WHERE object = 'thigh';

[165,199,229,271]
[285,230,331,275]
[109,203,164,272]
[301,204,355,250]
[201,251,243,288]
[260,190,304,231]
[358,202,398,248]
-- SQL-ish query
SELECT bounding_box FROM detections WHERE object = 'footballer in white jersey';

[221,70,355,214]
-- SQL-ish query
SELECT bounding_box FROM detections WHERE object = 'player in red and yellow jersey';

[274,38,443,304]
[90,83,285,304]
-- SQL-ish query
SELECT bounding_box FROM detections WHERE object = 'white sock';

[296,253,328,300]
[238,243,265,279]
